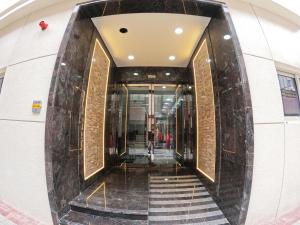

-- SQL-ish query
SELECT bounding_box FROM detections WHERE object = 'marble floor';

[61,164,232,225]
[128,148,176,165]
[69,166,149,219]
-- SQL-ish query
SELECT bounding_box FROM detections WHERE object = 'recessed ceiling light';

[223,34,231,40]
[119,28,128,33]
[165,72,171,76]
[175,27,183,35]
[128,55,135,60]
[188,86,192,89]
[162,86,166,89]
[61,62,66,66]
[169,56,176,61]
[164,178,168,181]
[133,72,139,76]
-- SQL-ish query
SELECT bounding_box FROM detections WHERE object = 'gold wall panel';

[193,39,216,182]
[83,39,110,180]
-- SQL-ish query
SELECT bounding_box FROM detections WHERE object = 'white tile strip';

[149,203,218,212]
[150,191,209,198]
[148,210,223,221]
[150,175,197,179]
[150,182,202,188]
[150,178,200,183]
[150,187,206,193]
[150,197,213,205]
[185,218,230,225]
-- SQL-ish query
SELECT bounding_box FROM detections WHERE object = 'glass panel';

[278,75,300,116]
[127,86,149,161]
[117,85,128,156]
[0,77,3,93]
[153,85,176,164]
[153,86,176,150]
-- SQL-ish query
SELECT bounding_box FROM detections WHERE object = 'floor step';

[69,200,148,220]
[148,174,230,225]
[60,210,147,225]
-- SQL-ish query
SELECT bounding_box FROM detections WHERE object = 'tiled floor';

[0,201,44,225]
[0,215,16,225]
[62,164,231,224]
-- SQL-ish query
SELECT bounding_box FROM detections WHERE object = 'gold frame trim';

[175,85,182,157]
[120,84,128,156]
[83,38,111,180]
[192,39,216,183]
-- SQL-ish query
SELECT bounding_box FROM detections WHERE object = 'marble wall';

[200,8,253,225]
[45,8,116,223]
[44,1,253,225]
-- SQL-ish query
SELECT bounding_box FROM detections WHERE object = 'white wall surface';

[0,0,299,225]
[225,0,300,224]
[0,1,75,224]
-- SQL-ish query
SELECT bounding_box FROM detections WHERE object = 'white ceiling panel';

[92,13,210,67]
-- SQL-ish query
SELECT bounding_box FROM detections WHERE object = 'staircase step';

[69,200,148,221]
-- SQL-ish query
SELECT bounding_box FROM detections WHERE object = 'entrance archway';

[45,1,254,224]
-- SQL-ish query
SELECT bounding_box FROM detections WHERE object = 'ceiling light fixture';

[133,72,139,76]
[128,55,135,60]
[223,34,231,40]
[175,27,183,35]
[188,86,192,89]
[162,86,167,89]
[119,27,128,33]
[165,72,171,76]
[169,56,176,61]
[61,62,66,66]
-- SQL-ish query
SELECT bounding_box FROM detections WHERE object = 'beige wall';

[225,0,300,224]
[0,2,76,224]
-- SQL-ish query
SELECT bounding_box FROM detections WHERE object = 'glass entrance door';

[153,85,177,163]
[123,84,177,164]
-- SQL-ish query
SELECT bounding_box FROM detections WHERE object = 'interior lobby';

[0,0,300,225]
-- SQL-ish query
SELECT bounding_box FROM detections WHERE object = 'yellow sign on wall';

[32,100,42,114]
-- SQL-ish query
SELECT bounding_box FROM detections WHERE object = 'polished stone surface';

[70,167,149,219]
[60,210,147,225]
[62,166,230,224]
[45,1,253,225]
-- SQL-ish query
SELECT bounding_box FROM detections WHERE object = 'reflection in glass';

[278,75,300,116]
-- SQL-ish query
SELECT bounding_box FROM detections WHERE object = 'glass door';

[120,84,178,164]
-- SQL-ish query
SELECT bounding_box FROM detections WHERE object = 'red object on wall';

[39,21,48,30]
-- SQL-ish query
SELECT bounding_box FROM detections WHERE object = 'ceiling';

[92,13,210,67]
